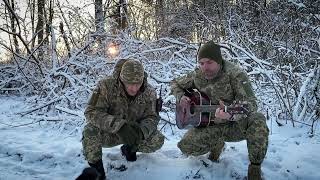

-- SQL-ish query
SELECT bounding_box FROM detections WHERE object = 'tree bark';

[117,0,128,31]
[155,0,165,39]
[36,0,45,61]
[59,22,71,58]
[29,0,36,49]
[95,0,105,33]
[9,0,20,54]
[44,0,54,45]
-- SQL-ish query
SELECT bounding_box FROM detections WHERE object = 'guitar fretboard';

[193,105,221,113]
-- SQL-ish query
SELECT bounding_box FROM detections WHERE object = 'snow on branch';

[1,32,318,133]
[293,68,316,121]
[1,34,198,129]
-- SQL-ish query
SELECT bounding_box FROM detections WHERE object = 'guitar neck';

[193,105,221,113]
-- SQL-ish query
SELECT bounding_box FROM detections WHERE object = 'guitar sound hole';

[190,102,195,115]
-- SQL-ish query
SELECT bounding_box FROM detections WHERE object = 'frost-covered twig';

[55,106,84,118]
[18,98,63,116]
[293,66,318,122]
[0,119,63,128]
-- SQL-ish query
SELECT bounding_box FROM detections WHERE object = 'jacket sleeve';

[138,89,159,139]
[170,72,195,102]
[230,70,258,113]
[84,80,125,133]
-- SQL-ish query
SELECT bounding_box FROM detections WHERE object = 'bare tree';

[8,0,20,54]
[59,22,71,58]
[35,0,45,60]
[44,0,54,45]
[108,0,128,34]
[29,0,36,49]
[1,0,43,75]
[117,0,128,31]
[155,0,165,39]
[95,0,105,33]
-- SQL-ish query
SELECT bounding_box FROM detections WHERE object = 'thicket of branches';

[0,0,319,133]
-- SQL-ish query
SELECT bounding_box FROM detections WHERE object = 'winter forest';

[0,0,319,179]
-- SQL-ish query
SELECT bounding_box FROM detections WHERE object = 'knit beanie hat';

[198,41,223,65]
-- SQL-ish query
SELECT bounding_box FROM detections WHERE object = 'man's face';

[198,58,221,80]
[123,82,143,96]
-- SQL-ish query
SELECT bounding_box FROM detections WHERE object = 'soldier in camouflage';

[82,59,165,180]
[171,41,269,180]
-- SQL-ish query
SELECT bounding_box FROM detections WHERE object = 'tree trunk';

[9,0,20,54]
[36,0,45,61]
[30,0,36,49]
[118,0,127,31]
[44,0,54,45]
[59,22,71,58]
[95,0,105,33]
[155,0,165,39]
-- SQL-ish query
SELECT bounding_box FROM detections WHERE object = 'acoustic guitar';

[175,88,249,129]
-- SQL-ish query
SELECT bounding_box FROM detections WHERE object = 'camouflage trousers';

[82,123,165,163]
[178,112,269,164]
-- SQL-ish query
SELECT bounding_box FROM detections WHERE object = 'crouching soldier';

[82,59,165,180]
[171,41,269,180]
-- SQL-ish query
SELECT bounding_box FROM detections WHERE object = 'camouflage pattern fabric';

[83,59,164,163]
[171,61,269,164]
[83,124,164,163]
[120,60,144,84]
[248,163,262,180]
[178,112,268,164]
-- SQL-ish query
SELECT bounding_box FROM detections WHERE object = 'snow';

[288,0,306,8]
[293,68,317,122]
[0,95,320,180]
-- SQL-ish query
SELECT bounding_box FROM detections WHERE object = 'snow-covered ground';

[0,95,320,180]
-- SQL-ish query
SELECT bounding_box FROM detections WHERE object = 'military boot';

[88,159,106,180]
[121,144,137,162]
[248,163,262,180]
[208,142,225,162]
[76,167,100,180]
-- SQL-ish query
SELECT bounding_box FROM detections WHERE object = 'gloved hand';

[117,123,143,146]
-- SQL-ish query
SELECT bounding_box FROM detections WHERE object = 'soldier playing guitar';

[171,41,269,180]
[176,88,249,129]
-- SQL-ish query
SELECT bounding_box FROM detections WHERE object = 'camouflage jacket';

[171,61,258,121]
[84,62,158,139]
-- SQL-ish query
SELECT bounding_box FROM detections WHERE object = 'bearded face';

[198,58,221,80]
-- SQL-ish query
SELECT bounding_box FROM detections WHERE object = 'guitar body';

[175,88,249,129]
[176,89,212,129]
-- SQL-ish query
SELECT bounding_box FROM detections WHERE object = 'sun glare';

[107,42,120,58]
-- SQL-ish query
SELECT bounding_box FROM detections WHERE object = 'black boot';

[76,167,100,180]
[121,144,137,162]
[88,159,106,180]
